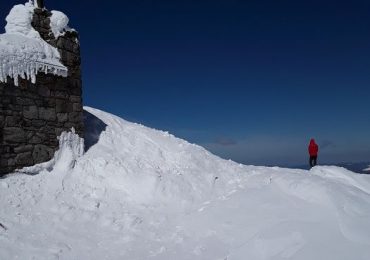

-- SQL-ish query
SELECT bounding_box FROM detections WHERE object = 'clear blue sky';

[1,0,370,166]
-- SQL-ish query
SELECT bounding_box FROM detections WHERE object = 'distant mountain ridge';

[293,162,370,174]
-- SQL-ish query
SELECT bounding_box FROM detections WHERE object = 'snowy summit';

[1,1,370,260]
[1,107,370,259]
[0,1,69,86]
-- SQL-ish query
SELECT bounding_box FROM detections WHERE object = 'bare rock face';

[0,4,84,176]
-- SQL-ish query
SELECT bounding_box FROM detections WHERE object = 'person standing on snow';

[308,139,319,168]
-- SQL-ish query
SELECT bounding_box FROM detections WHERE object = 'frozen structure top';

[0,1,84,176]
[0,1,71,86]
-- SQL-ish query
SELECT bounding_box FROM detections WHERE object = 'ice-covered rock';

[5,2,38,37]
[50,10,70,38]
[18,128,84,175]
[0,2,67,86]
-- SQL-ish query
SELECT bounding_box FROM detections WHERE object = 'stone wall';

[0,6,83,176]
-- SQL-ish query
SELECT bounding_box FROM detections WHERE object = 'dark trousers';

[309,156,317,167]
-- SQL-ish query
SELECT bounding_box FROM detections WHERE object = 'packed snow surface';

[1,107,370,260]
[0,2,67,86]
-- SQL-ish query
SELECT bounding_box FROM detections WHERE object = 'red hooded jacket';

[308,139,318,156]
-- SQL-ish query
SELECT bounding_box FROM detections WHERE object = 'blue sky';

[1,0,370,166]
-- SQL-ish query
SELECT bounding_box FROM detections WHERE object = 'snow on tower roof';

[50,10,70,38]
[0,2,68,86]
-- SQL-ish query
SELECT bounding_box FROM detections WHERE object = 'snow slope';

[1,107,370,260]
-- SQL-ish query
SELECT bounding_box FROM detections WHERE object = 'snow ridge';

[0,107,370,260]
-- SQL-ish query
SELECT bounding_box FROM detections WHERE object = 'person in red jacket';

[308,138,319,167]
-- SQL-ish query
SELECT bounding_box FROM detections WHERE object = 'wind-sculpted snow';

[1,107,370,259]
[50,10,70,38]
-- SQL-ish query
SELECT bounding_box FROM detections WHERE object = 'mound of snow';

[5,3,38,37]
[1,107,370,260]
[75,107,245,206]
[0,2,67,86]
[50,10,70,38]
[364,166,370,172]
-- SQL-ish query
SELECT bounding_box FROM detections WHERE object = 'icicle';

[14,73,19,86]
[0,69,3,83]
[0,61,3,82]
[31,67,36,84]
[0,54,68,86]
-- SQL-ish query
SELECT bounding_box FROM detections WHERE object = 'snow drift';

[1,107,370,260]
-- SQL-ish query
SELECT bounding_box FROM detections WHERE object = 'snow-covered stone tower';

[0,1,84,176]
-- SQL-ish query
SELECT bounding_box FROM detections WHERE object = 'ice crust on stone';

[0,2,67,86]
[19,128,84,174]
